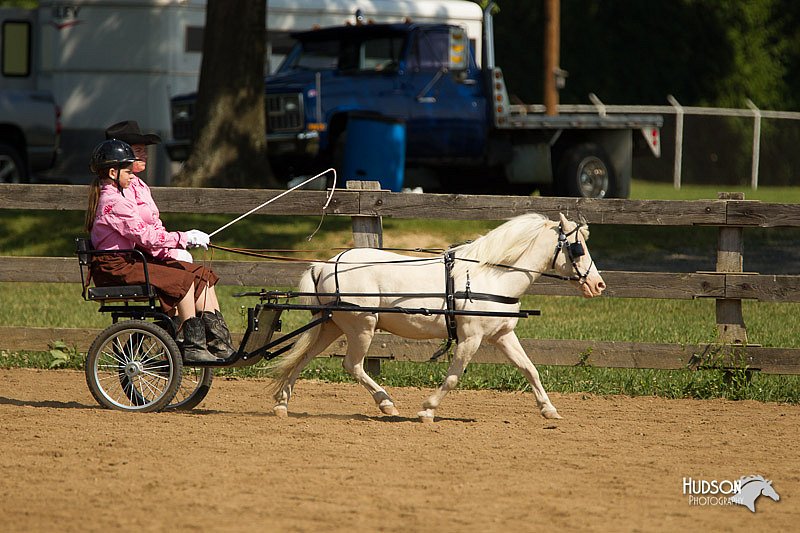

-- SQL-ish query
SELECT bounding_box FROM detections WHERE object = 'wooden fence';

[1,182,799,374]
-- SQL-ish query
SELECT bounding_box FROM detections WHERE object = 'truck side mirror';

[448,27,468,72]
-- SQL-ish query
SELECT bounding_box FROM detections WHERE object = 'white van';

[1,0,482,184]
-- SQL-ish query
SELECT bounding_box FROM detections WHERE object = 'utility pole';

[544,0,560,116]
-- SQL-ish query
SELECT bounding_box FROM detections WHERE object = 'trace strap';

[439,250,458,358]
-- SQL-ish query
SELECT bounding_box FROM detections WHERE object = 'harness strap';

[333,249,347,305]
[243,289,519,302]
[443,250,458,344]
[453,291,519,305]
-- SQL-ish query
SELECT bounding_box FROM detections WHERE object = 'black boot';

[181,316,219,362]
[201,310,236,359]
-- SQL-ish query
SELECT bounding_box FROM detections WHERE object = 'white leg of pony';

[340,315,399,416]
[492,331,562,419]
[417,335,482,423]
[273,321,343,417]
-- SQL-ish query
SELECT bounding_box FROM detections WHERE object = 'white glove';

[173,248,194,263]
[185,229,210,250]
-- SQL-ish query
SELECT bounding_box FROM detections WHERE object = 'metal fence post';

[667,95,684,190]
[746,99,762,190]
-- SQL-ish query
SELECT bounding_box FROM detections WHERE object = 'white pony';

[267,213,605,421]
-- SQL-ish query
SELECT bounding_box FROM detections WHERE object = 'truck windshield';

[278,35,406,73]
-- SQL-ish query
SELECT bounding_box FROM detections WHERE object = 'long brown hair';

[84,176,103,233]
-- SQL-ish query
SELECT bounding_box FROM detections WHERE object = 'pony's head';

[552,213,605,298]
[740,475,781,502]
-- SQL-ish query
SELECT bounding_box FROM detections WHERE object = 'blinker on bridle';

[551,223,592,283]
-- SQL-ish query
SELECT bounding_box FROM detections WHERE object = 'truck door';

[404,28,486,162]
[339,34,408,119]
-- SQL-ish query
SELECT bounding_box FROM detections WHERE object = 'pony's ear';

[558,212,571,228]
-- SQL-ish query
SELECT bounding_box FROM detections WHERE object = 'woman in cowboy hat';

[104,120,194,265]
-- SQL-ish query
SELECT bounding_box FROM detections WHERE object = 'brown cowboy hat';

[104,120,162,145]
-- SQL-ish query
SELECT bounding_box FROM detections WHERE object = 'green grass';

[2,283,799,402]
[3,284,799,348]
[2,180,799,402]
[630,179,800,202]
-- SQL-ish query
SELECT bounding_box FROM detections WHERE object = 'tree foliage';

[489,0,800,111]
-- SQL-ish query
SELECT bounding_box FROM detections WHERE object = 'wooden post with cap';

[716,192,747,346]
[347,180,385,376]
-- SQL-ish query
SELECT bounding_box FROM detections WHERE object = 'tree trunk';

[173,0,276,188]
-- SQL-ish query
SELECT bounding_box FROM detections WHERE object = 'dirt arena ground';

[0,368,796,532]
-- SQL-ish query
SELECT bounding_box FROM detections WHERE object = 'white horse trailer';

[1,0,482,184]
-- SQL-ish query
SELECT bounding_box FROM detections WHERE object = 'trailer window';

[185,26,204,53]
[2,20,31,77]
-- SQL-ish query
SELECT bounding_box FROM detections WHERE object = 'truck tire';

[0,143,27,183]
[557,143,614,199]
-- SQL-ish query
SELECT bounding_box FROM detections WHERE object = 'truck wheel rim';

[578,156,608,198]
[0,155,21,183]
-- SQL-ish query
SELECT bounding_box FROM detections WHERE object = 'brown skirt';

[90,253,220,312]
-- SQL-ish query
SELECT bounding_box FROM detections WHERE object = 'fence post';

[716,192,747,346]
[667,95,684,190]
[348,180,384,248]
[347,180,385,376]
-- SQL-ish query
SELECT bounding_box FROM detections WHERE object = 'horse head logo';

[731,475,780,513]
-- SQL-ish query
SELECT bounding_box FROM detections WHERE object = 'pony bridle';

[551,223,593,284]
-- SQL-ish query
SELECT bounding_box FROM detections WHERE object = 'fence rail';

[2,182,799,374]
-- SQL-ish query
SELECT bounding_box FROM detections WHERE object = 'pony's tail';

[266,265,322,398]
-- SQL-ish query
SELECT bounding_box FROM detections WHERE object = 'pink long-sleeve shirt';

[129,176,186,261]
[91,181,187,254]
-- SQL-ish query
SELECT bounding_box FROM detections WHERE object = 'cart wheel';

[166,367,213,410]
[85,320,182,412]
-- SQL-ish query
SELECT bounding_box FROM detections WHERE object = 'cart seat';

[87,284,156,301]
[75,237,160,308]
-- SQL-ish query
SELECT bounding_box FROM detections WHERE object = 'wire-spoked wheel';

[85,320,183,412]
[166,366,213,410]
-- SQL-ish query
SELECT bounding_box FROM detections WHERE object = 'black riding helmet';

[90,139,137,174]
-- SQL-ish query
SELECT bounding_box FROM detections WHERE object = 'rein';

[210,222,591,282]
[209,243,441,264]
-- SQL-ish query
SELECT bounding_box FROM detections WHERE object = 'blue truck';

[167,6,662,198]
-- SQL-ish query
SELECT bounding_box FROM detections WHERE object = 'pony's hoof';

[541,407,562,420]
[417,410,435,423]
[380,404,400,416]
[273,406,288,418]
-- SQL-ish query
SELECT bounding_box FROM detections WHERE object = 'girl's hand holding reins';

[185,229,210,250]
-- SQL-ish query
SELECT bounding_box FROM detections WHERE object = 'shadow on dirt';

[0,396,95,410]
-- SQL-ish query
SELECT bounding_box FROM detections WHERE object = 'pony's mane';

[451,213,552,276]
[740,475,767,486]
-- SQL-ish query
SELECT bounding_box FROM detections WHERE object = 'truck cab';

[170,22,487,179]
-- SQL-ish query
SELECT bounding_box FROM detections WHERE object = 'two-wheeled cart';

[77,239,539,413]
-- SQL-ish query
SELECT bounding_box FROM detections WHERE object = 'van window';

[2,20,31,77]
